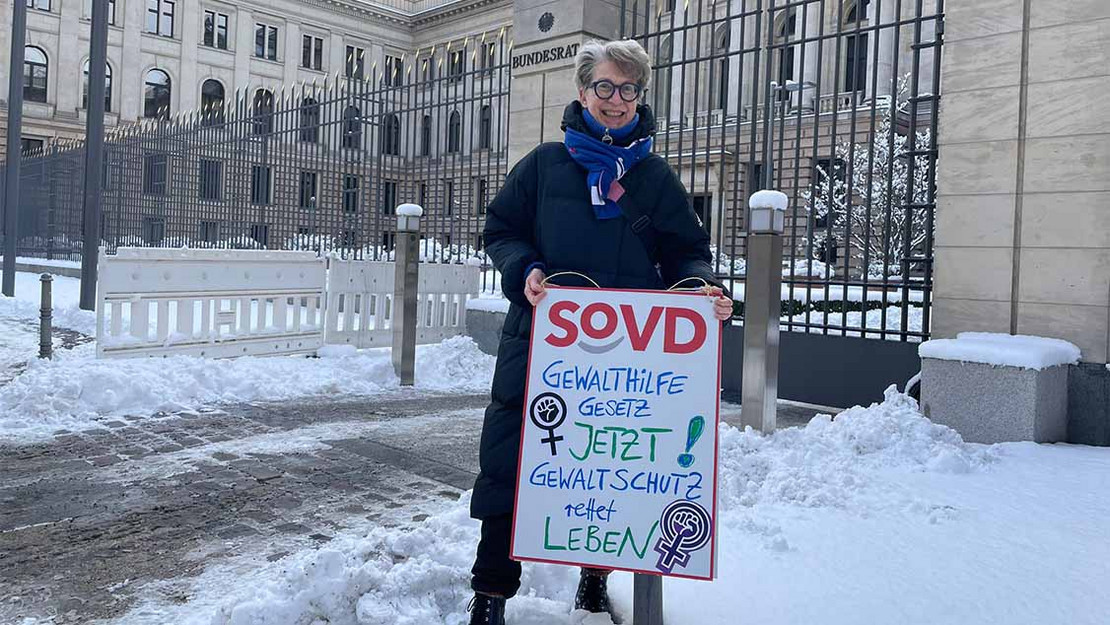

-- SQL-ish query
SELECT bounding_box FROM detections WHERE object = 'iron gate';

[620,0,943,407]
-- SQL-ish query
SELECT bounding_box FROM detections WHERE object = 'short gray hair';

[575,39,652,91]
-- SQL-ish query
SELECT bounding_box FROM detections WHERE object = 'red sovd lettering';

[621,304,663,351]
[664,307,707,354]
[545,300,580,347]
[581,303,618,339]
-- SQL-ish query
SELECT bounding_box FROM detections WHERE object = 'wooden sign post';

[512,286,722,590]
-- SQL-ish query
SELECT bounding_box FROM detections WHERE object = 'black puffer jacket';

[470,101,722,519]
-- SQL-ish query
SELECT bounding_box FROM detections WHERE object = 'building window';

[198,159,223,201]
[341,229,358,248]
[203,10,228,49]
[198,220,220,244]
[26,0,51,11]
[143,69,171,119]
[21,138,45,155]
[299,97,319,143]
[691,194,712,234]
[299,171,318,209]
[341,106,361,150]
[82,60,113,112]
[418,182,428,208]
[146,0,175,37]
[200,79,224,125]
[342,175,359,213]
[444,180,454,216]
[775,11,797,101]
[252,89,274,135]
[83,0,116,24]
[143,216,166,244]
[142,154,168,195]
[654,37,673,122]
[420,114,432,156]
[250,165,272,205]
[23,47,48,103]
[749,162,766,195]
[475,178,488,215]
[381,113,401,156]
[844,32,869,92]
[479,105,492,150]
[302,35,323,70]
[481,42,496,74]
[384,55,402,86]
[448,50,464,82]
[382,180,397,215]
[255,23,278,60]
[345,45,365,79]
[250,224,270,246]
[714,27,730,111]
[420,57,433,83]
[447,110,461,153]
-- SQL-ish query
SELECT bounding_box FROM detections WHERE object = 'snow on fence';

[96,248,328,358]
[324,259,479,348]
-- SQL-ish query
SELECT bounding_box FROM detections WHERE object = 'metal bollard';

[39,273,53,359]
[392,203,423,386]
[633,573,665,625]
[741,191,788,433]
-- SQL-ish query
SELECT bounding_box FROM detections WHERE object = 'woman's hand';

[525,268,547,306]
[703,285,733,321]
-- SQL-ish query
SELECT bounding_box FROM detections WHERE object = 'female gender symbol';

[529,392,567,456]
[653,500,713,574]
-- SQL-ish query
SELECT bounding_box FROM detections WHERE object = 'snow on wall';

[919,332,1081,370]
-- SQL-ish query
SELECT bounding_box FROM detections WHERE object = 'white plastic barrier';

[96,248,327,358]
[325,259,479,348]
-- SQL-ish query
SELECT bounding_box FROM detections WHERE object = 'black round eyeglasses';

[589,79,645,102]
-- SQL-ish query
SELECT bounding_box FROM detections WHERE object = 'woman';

[467,39,733,625]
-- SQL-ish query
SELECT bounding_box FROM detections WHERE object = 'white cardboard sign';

[511,286,721,580]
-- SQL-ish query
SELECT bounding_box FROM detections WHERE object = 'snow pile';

[0,272,96,336]
[748,190,789,211]
[204,390,1016,625]
[919,332,1081,370]
[0,336,494,443]
[466,296,511,314]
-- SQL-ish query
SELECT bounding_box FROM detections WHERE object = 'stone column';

[283,22,301,85]
[234,9,254,94]
[934,0,1110,443]
[507,0,622,167]
[56,0,82,115]
[179,0,200,112]
[119,0,143,120]
[868,0,896,100]
[798,0,821,111]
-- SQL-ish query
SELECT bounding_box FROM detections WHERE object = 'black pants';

[471,514,611,599]
[471,514,523,598]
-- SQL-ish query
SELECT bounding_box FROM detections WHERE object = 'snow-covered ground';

[91,387,1110,625]
[0,272,495,444]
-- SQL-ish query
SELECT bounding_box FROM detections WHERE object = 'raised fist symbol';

[535,397,561,424]
[529,392,567,430]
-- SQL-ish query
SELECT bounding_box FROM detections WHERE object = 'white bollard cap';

[396,203,424,217]
[748,190,789,235]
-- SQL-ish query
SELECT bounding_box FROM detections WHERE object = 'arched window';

[381,113,401,155]
[342,106,362,150]
[713,26,731,111]
[143,69,171,118]
[420,114,432,156]
[23,46,48,103]
[844,0,870,92]
[479,105,492,150]
[447,110,461,153]
[654,37,673,123]
[200,79,224,125]
[299,97,319,143]
[81,59,112,112]
[252,88,274,135]
[774,11,797,101]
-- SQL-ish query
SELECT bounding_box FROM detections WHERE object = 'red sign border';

[508,285,723,581]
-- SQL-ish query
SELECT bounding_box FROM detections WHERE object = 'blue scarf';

[564,110,653,220]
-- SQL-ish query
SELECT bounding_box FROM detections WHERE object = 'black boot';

[574,569,621,623]
[467,593,506,625]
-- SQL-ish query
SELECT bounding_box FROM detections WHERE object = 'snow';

[13,256,82,269]
[465,296,511,314]
[748,190,789,211]
[119,387,1110,625]
[0,272,96,335]
[919,332,1081,370]
[0,335,494,444]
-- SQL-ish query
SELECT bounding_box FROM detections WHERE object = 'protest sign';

[511,286,721,580]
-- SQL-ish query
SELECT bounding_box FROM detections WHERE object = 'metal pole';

[633,573,664,625]
[392,203,421,386]
[79,0,110,311]
[39,273,52,359]
[2,0,28,297]
[741,232,783,433]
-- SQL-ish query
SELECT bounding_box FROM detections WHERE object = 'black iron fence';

[3,29,511,290]
[622,0,942,341]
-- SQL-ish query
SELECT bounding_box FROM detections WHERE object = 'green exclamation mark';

[677,416,705,468]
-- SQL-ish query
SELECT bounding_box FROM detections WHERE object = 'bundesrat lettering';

[512,43,581,70]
